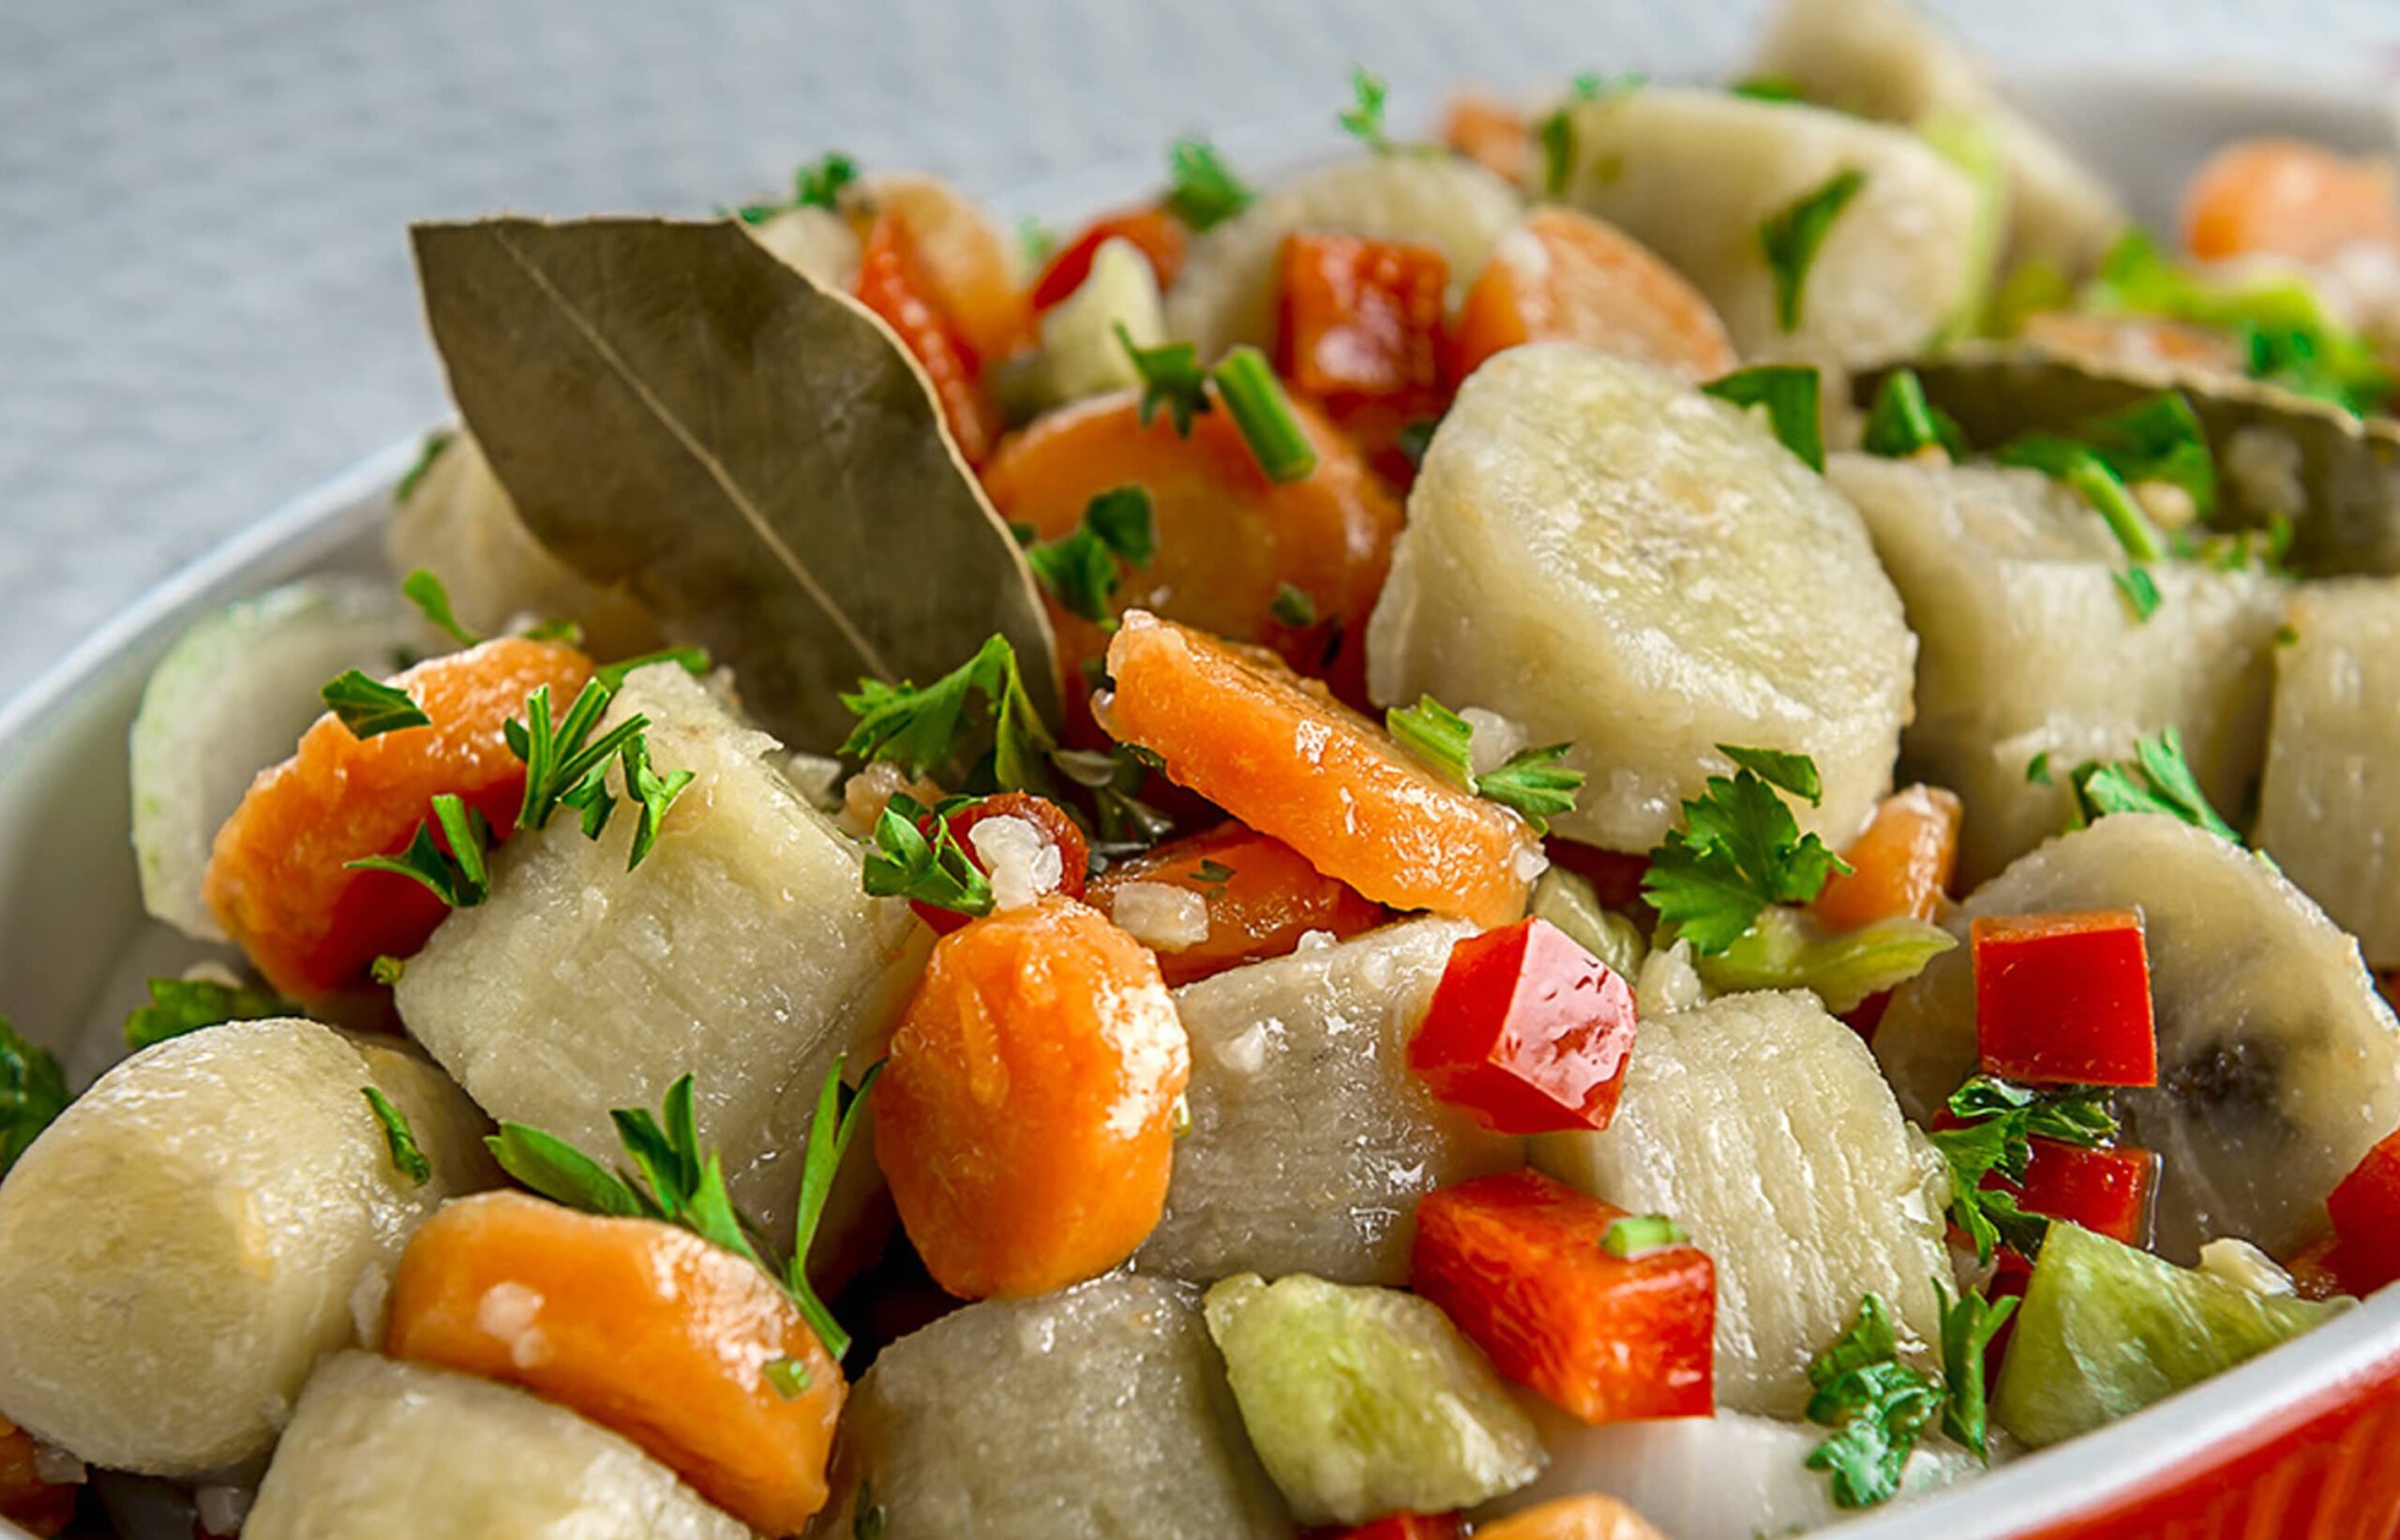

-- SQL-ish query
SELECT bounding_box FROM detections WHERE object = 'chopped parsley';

[1270,583,1318,627]
[401,568,482,649]
[2066,726,2242,845]
[862,792,996,919]
[1386,695,1586,833]
[1935,1279,2017,1460]
[1164,138,1253,230]
[1701,365,1825,471]
[320,668,431,739]
[2112,564,2162,622]
[1599,1213,1688,1258]
[1116,324,1213,436]
[1538,72,1642,199]
[1929,1074,2117,1264]
[1731,75,1807,102]
[1994,439,2165,562]
[1860,369,1967,460]
[736,151,860,225]
[1188,858,1236,901]
[1805,1286,2011,1506]
[0,1017,68,1176]
[1759,169,1868,332]
[1339,65,1391,153]
[840,633,1057,795]
[1642,746,1851,954]
[593,646,712,694]
[394,428,455,506]
[1212,347,1318,484]
[362,1086,431,1186]
[2026,752,2052,785]
[125,977,295,1052]
[347,792,492,908]
[1026,487,1157,622]
[2000,393,2213,558]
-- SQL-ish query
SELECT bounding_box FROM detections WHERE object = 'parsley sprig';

[1111,329,1319,484]
[1385,695,1586,832]
[1641,746,1851,954]
[1026,487,1156,623]
[1339,66,1391,153]
[1164,138,1253,230]
[322,669,432,740]
[0,1017,68,1176]
[1804,1285,2013,1507]
[862,792,996,918]
[1760,169,1868,332]
[125,977,295,1052]
[1117,324,1214,436]
[2062,726,2242,845]
[840,633,1057,795]
[1930,1074,2117,1264]
[735,152,860,226]
[1702,365,1825,471]
[486,1061,881,1361]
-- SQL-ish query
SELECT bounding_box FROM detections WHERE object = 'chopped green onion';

[1860,369,1966,459]
[1600,1213,1688,1258]
[2112,565,2162,622]
[1211,347,1318,483]
[362,1086,432,1186]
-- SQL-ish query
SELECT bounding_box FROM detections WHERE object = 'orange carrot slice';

[1442,92,1532,185]
[1451,207,1737,384]
[874,894,1190,1299]
[866,174,1036,365]
[384,1189,844,1536]
[1098,611,1539,929]
[1087,820,1387,984]
[2182,138,2400,264]
[982,389,1402,719]
[1277,233,1450,400]
[855,209,1002,466]
[0,1414,73,1538]
[1812,784,1962,932]
[202,636,592,997]
[1474,1495,1670,1540]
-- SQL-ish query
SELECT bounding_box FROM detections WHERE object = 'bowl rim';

[8,60,2399,1540]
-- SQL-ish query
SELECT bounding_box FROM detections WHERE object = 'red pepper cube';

[1407,919,1638,1134]
[908,792,1090,936]
[1986,1137,2161,1248]
[2327,1126,2400,1293]
[1275,233,1450,399]
[1972,909,2158,1086]
[1327,1515,1463,1540]
[1412,1168,1714,1425]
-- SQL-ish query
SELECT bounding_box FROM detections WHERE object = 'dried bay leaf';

[1868,340,2400,576]
[410,217,1059,750]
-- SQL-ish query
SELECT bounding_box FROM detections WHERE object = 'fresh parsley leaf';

[487,1122,653,1218]
[1731,74,1806,102]
[1212,347,1318,483]
[737,151,860,224]
[1270,583,1318,627]
[1340,65,1390,152]
[1599,1213,1688,1258]
[763,1356,813,1399]
[1478,744,1585,834]
[0,1017,68,1175]
[401,568,482,648]
[345,793,492,908]
[839,634,1057,793]
[362,1086,432,1186]
[1082,486,1157,565]
[1995,438,2166,561]
[1702,366,1824,471]
[1759,169,1868,332]
[1116,323,1214,436]
[1026,487,1157,623]
[2066,393,2217,516]
[124,977,295,1052]
[394,428,456,506]
[1861,369,1968,460]
[1642,748,1852,954]
[1931,1074,2116,1263]
[862,794,996,918]
[321,668,431,739]
[1387,695,1477,790]
[787,1054,883,1360]
[592,646,712,694]
[1935,1278,2016,1461]
[1397,417,1439,468]
[1163,137,1253,231]
[2113,564,2162,622]
[619,736,696,872]
[1717,745,1824,804]
[1804,1294,1944,1509]
[2067,726,2242,845]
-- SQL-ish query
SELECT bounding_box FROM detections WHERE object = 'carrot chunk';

[1473,1495,1670,1540]
[1408,919,1639,1135]
[982,393,1402,717]
[0,1414,74,1538]
[1451,207,1737,385]
[202,636,592,997]
[2182,138,2400,264]
[1412,1169,1715,1425]
[1276,233,1450,400]
[1972,910,2158,1087]
[1812,784,1962,931]
[875,895,1190,1299]
[1030,205,1189,311]
[909,791,1090,937]
[384,1190,844,1535]
[1099,612,1539,929]
[1086,821,1386,985]
[1442,92,1532,185]
[2327,1126,2400,1293]
[855,209,1002,465]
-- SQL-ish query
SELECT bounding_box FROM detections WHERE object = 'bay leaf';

[410,217,1059,750]
[1866,340,2400,576]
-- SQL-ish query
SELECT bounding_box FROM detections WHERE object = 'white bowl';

[4,67,2396,1540]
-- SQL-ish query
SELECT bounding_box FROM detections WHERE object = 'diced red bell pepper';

[1324,1514,1464,1540]
[1275,233,1450,400]
[1414,1169,1713,1424]
[1028,205,1190,312]
[1972,909,2158,1086]
[1987,1136,2160,1248]
[1407,919,1639,1135]
[909,792,1090,936]
[2326,1125,2400,1293]
[854,210,1001,466]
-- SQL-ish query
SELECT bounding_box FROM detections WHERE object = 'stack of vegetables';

[7,3,2400,1537]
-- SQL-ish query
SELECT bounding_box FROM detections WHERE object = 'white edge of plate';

[5,63,2398,1540]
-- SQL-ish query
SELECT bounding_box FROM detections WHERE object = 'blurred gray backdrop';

[6,0,2396,696]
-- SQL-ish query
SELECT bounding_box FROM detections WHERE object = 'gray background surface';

[6,0,2398,698]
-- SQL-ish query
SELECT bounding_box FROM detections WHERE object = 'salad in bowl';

[6,1,2400,1536]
